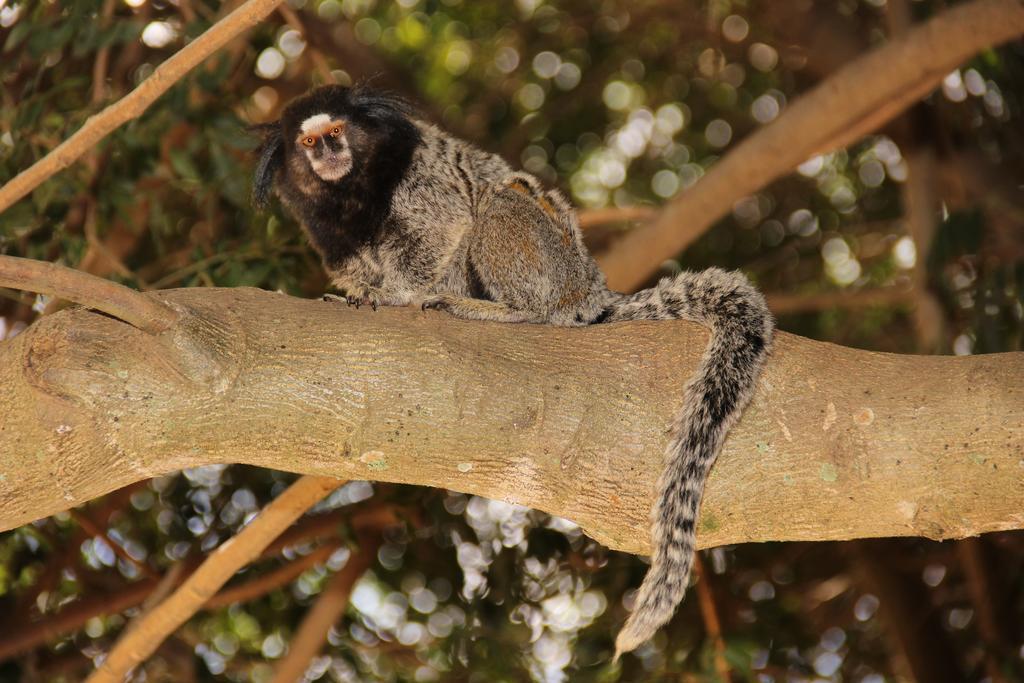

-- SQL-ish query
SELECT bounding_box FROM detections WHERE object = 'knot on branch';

[21,295,245,408]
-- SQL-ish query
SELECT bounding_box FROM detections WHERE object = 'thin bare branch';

[578,206,659,228]
[956,538,1013,683]
[68,509,157,580]
[765,287,913,315]
[85,476,342,683]
[0,255,178,333]
[849,541,964,683]
[0,507,397,664]
[204,542,340,610]
[886,0,946,354]
[0,0,284,215]
[692,554,730,682]
[277,4,335,83]
[90,0,118,106]
[270,538,379,683]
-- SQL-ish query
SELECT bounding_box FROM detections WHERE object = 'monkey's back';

[378,122,516,296]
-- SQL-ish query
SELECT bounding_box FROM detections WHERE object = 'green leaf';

[28,21,75,55]
[169,148,200,182]
[3,22,30,53]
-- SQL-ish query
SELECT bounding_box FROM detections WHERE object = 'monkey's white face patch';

[301,114,332,134]
[297,113,353,182]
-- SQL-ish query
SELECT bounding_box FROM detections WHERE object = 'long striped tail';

[599,268,774,659]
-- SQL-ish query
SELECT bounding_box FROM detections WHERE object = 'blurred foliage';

[1,0,1023,681]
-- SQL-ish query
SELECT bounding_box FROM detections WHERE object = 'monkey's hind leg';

[421,295,538,323]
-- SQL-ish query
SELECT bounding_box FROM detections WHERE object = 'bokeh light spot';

[494,46,520,73]
[532,51,561,79]
[751,94,780,123]
[602,81,632,111]
[705,119,732,148]
[652,170,679,198]
[748,42,778,71]
[278,29,306,59]
[893,236,916,269]
[141,21,178,48]
[255,48,286,79]
[858,159,886,187]
[942,70,967,102]
[554,62,581,90]
[722,15,749,42]
[516,83,545,111]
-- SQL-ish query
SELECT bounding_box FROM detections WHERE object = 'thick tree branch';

[1,286,1021,556]
[0,0,284,214]
[596,0,1024,292]
[85,475,341,683]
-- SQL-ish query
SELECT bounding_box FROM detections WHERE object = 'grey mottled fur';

[256,86,774,658]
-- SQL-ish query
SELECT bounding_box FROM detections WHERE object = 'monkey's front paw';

[323,288,383,311]
[420,295,454,313]
[345,293,381,311]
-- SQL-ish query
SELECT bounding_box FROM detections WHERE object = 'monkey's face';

[295,114,353,182]
[254,85,418,207]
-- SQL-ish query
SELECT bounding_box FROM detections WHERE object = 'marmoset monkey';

[252,84,773,658]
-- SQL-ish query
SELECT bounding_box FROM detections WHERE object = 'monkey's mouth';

[311,154,352,182]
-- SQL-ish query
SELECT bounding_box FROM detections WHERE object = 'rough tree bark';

[1,286,1021,554]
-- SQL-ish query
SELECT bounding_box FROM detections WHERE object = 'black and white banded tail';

[601,268,774,658]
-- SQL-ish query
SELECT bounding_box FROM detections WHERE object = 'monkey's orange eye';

[331,127,341,136]
[302,136,316,147]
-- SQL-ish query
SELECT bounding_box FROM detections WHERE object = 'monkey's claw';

[322,292,379,310]
[344,295,377,311]
[420,296,451,312]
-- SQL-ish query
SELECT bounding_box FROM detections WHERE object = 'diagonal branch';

[85,475,342,683]
[0,0,284,215]
[68,509,158,580]
[270,537,380,683]
[596,0,1024,292]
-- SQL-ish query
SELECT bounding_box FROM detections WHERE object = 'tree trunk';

[1,287,1021,553]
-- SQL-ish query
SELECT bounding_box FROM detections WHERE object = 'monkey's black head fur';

[250,84,420,211]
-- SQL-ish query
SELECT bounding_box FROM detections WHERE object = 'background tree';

[1,0,1022,681]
